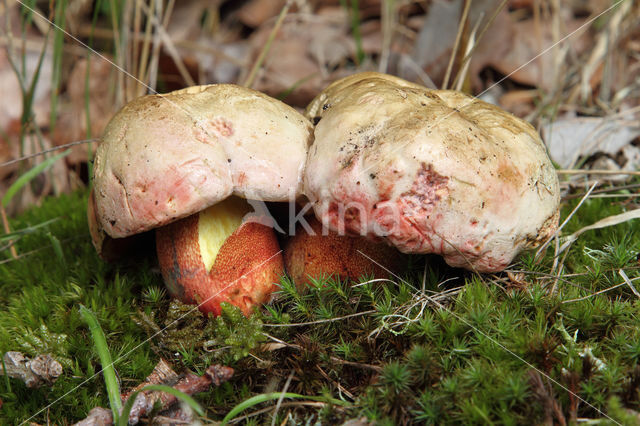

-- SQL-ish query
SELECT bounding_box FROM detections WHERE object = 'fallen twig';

[263,334,382,373]
[0,204,18,259]
[72,362,234,425]
[527,370,567,426]
[120,358,179,402]
[127,364,234,424]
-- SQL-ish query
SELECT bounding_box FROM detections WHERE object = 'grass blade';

[0,217,60,243]
[2,150,70,207]
[1,355,12,393]
[242,1,291,88]
[49,0,67,129]
[46,232,66,267]
[275,73,318,101]
[79,304,122,423]
[221,392,351,425]
[558,208,640,254]
[340,0,365,65]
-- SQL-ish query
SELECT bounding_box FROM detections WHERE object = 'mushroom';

[91,84,313,315]
[284,216,406,287]
[304,72,560,273]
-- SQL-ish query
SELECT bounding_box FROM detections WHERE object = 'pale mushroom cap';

[304,72,560,272]
[94,84,313,238]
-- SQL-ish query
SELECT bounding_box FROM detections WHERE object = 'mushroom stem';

[156,197,284,316]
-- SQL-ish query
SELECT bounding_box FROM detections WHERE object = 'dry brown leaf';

[237,0,287,28]
[402,0,516,89]
[195,39,250,84]
[403,1,594,92]
[316,0,382,19]
[0,119,21,182]
[165,0,212,42]
[487,13,590,90]
[359,19,384,56]
[52,58,117,164]
[401,0,462,87]
[64,0,93,35]
[542,113,640,168]
[467,5,515,89]
[249,13,355,106]
[508,0,535,8]
[1,128,74,216]
[498,89,538,117]
[583,143,640,183]
[163,0,250,85]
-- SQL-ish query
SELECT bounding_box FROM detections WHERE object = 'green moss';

[0,191,158,423]
[204,302,265,362]
[1,184,640,424]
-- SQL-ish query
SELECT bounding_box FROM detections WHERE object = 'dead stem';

[535,181,599,261]
[527,370,567,426]
[316,365,355,400]
[74,362,234,425]
[263,333,383,373]
[263,310,377,328]
[243,1,292,88]
[228,401,328,424]
[561,280,634,304]
[451,0,509,90]
[137,0,194,89]
[441,0,471,90]
[557,169,640,176]
[271,370,295,426]
[0,203,17,258]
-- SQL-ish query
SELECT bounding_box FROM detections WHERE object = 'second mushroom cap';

[304,72,560,272]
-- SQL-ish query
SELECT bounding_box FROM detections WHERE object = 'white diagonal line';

[8,0,629,423]
[7,9,288,423]
[0,138,98,168]
[20,249,283,425]
[13,1,157,96]
[356,250,621,425]
[358,0,627,177]
[11,0,206,133]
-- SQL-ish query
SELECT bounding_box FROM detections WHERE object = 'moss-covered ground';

[1,187,639,424]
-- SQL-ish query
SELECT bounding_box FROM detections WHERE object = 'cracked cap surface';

[304,72,560,272]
